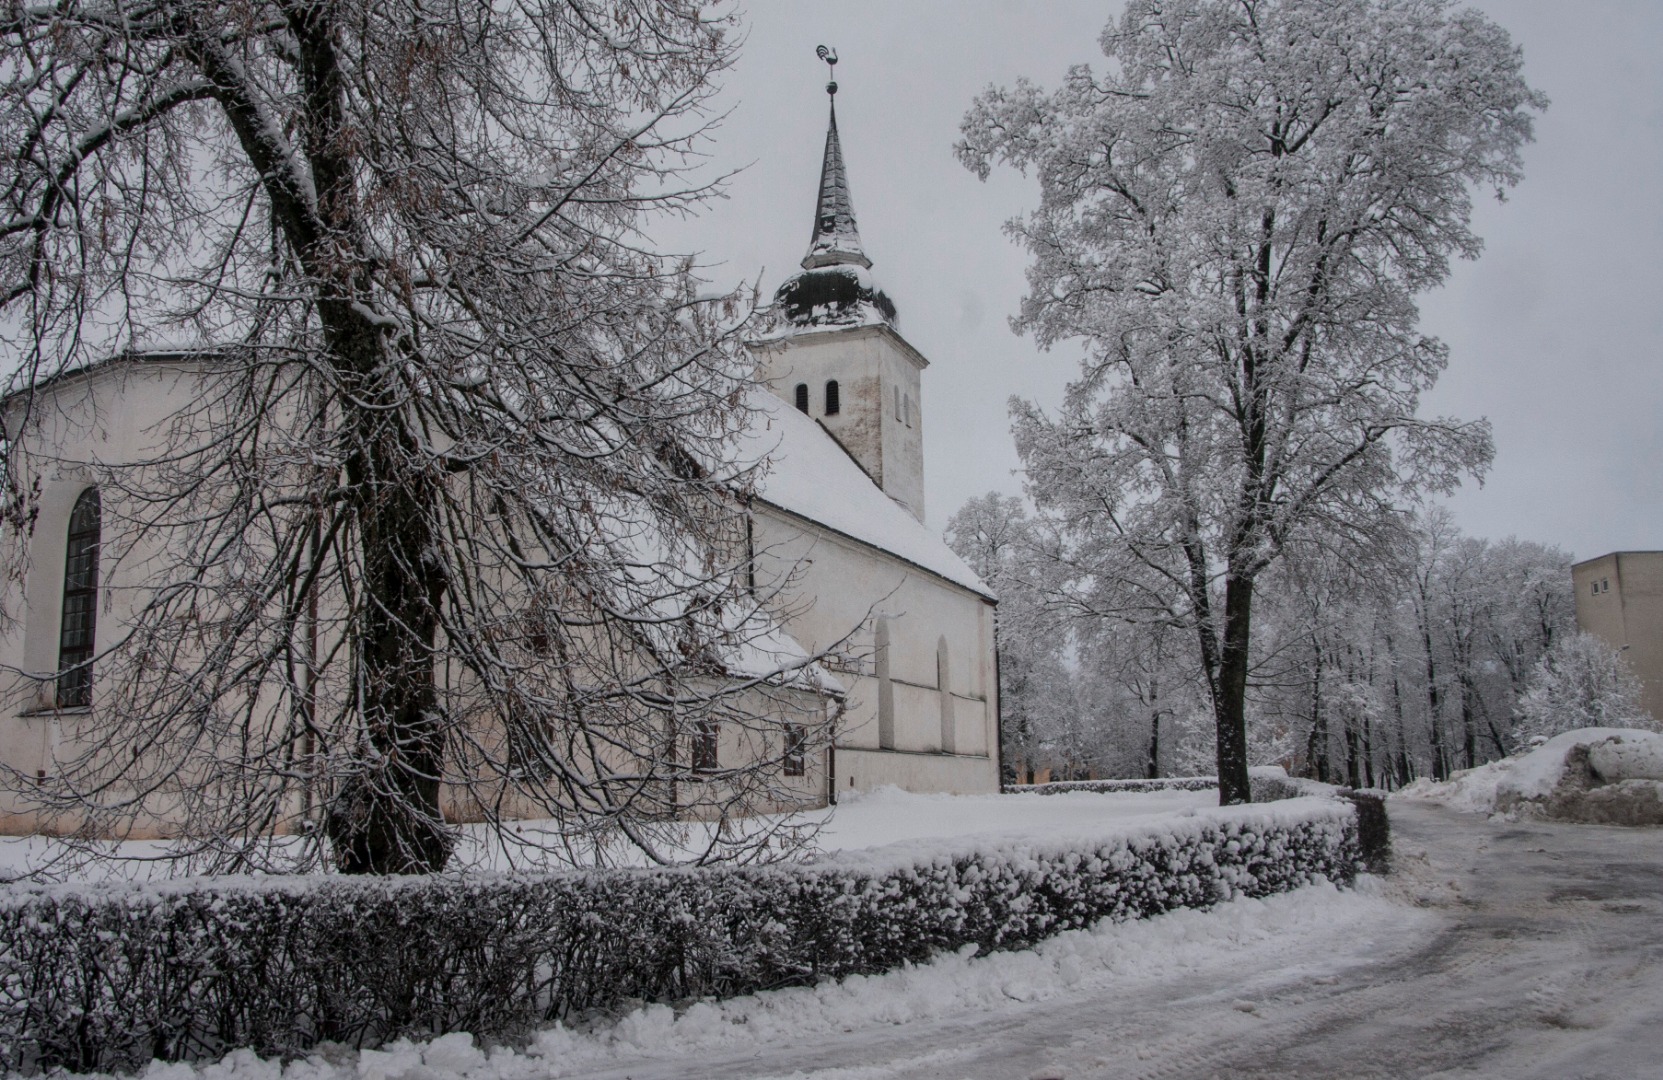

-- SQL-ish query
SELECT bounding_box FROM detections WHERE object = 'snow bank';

[0,797,1362,1073]
[1396,728,1663,824]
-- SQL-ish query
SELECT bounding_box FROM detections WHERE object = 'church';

[742,82,1002,797]
[0,73,1000,838]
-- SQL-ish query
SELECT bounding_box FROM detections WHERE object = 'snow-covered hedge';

[0,799,1360,1073]
[1007,776,1219,795]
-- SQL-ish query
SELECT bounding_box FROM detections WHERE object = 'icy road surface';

[566,803,1663,1080]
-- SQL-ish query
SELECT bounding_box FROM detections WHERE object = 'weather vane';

[816,45,838,97]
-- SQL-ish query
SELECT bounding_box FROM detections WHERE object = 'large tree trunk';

[1421,616,1450,782]
[1459,671,1479,770]
[327,425,452,874]
[1304,632,1329,782]
[197,5,455,873]
[1145,676,1161,779]
[1384,632,1414,788]
[1213,572,1255,805]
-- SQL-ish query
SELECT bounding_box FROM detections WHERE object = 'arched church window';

[794,383,809,413]
[57,488,100,708]
[825,379,840,416]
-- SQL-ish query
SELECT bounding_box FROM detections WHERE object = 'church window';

[893,385,902,422]
[692,720,720,772]
[825,379,840,415]
[783,723,807,776]
[794,383,809,413]
[57,488,100,708]
[904,393,912,428]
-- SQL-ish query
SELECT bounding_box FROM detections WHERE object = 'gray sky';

[658,1,1663,562]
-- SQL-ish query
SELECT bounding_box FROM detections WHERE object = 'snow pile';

[0,797,1361,1073]
[1396,728,1663,824]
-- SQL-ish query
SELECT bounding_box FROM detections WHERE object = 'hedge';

[0,798,1361,1074]
[1006,776,1220,795]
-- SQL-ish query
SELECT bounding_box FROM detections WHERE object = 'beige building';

[1573,551,1663,721]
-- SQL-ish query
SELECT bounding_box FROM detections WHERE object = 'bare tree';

[0,0,834,874]
[959,0,1544,802]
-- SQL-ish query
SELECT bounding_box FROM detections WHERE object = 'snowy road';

[564,804,1663,1079]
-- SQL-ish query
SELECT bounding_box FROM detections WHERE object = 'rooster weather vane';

[817,45,838,96]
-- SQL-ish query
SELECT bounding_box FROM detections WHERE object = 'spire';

[772,48,895,329]
[802,47,870,271]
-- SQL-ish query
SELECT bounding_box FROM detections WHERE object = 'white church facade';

[0,75,1000,835]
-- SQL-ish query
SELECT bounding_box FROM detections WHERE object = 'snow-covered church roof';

[738,390,992,600]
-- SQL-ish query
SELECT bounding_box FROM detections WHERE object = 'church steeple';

[773,47,895,329]
[803,87,870,270]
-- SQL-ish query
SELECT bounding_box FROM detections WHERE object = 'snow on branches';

[0,1,829,873]
[957,0,1546,803]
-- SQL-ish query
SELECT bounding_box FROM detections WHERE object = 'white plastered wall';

[751,503,1000,796]
[0,359,215,831]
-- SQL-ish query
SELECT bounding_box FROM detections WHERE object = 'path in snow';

[565,803,1663,1079]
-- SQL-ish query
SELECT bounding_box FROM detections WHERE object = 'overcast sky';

[656,1,1663,562]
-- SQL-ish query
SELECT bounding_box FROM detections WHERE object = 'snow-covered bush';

[1007,776,1219,795]
[0,801,1360,1073]
[1516,631,1657,739]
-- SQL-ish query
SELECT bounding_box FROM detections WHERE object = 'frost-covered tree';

[948,491,1204,782]
[0,1,823,874]
[1516,631,1656,740]
[959,0,1544,802]
[1249,510,1572,786]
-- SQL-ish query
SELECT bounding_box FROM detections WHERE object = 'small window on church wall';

[692,720,720,772]
[894,385,902,421]
[57,488,100,709]
[904,393,912,428]
[794,383,809,413]
[825,380,840,415]
[783,723,806,777]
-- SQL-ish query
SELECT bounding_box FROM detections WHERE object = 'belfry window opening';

[794,383,809,413]
[825,379,840,415]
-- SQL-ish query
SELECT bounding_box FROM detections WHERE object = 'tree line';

[950,497,1653,789]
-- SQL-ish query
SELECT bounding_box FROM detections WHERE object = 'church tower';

[753,49,930,523]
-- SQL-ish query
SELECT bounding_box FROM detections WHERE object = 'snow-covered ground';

[0,785,1219,881]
